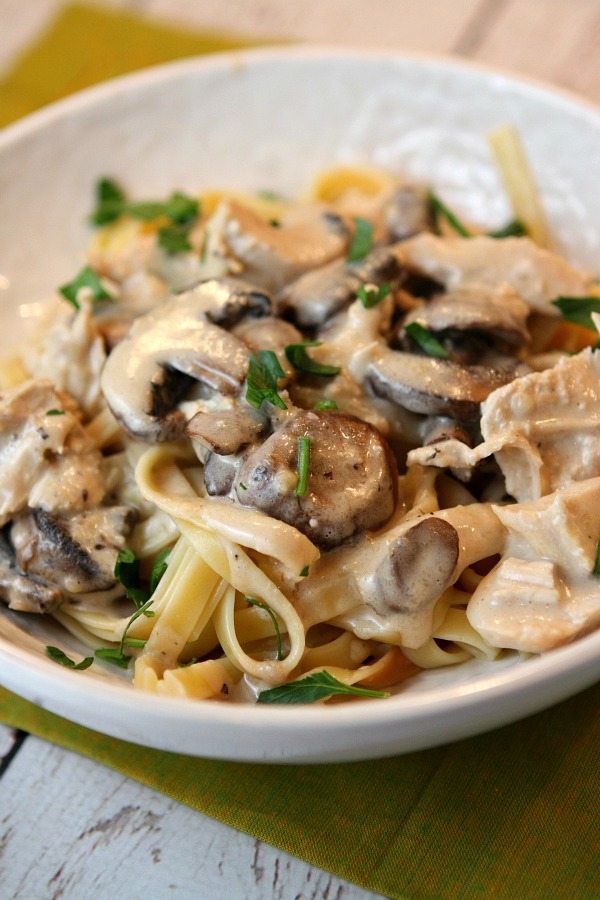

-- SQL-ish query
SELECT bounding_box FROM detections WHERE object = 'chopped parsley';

[294,436,311,498]
[552,296,600,331]
[45,409,65,416]
[245,350,287,410]
[313,399,338,411]
[95,597,155,669]
[114,547,149,609]
[45,646,93,670]
[157,223,193,255]
[593,542,600,575]
[284,341,340,377]
[257,670,389,704]
[488,219,527,238]
[59,265,114,310]
[89,178,199,255]
[245,596,283,660]
[347,217,373,262]
[357,281,391,309]
[427,190,470,237]
[299,565,310,577]
[405,321,450,359]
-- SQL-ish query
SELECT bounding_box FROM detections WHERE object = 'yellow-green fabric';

[1,683,599,899]
[0,6,598,898]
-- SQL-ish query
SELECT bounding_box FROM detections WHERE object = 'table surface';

[1,1,599,898]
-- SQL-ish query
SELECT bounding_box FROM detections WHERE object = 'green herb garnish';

[149,547,170,595]
[347,217,373,262]
[94,647,131,669]
[295,436,311,498]
[45,409,65,416]
[59,265,114,310]
[89,177,126,225]
[157,223,193,255]
[245,596,283,661]
[313,399,338,411]
[257,670,389,704]
[45,646,93,670]
[90,178,198,225]
[593,542,600,575]
[246,350,287,410]
[488,219,527,238]
[405,322,450,359]
[299,565,310,577]
[95,598,155,669]
[239,482,248,491]
[552,296,600,331]
[284,341,340,377]
[427,190,470,237]
[114,547,148,609]
[357,281,391,309]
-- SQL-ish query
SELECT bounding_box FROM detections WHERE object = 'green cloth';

[0,6,599,898]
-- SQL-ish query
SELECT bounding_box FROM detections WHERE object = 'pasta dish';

[1,125,599,704]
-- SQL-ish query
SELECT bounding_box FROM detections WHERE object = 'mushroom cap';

[403,284,530,347]
[100,279,272,442]
[366,347,520,423]
[279,245,404,328]
[234,409,397,548]
[372,516,459,615]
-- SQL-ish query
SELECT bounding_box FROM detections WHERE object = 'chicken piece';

[468,478,600,651]
[409,348,600,502]
[26,299,106,414]
[0,380,106,526]
[397,234,593,314]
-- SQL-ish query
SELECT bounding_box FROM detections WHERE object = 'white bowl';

[1,47,599,762]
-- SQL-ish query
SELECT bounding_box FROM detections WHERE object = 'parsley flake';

[157,223,193,255]
[552,296,600,331]
[357,281,391,309]
[313,399,338,411]
[45,646,93,670]
[593,542,600,575]
[59,265,114,310]
[427,190,470,237]
[488,219,527,238]
[295,436,311,498]
[347,217,373,262]
[299,565,310,577]
[246,350,287,410]
[257,670,389,704]
[284,341,340,377]
[405,322,450,359]
[245,596,283,660]
[45,409,65,416]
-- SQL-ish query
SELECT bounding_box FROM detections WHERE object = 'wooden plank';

[0,735,384,900]
[466,0,600,103]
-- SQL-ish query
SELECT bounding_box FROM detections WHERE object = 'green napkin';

[1,6,599,898]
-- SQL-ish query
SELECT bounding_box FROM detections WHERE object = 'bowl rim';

[0,44,599,756]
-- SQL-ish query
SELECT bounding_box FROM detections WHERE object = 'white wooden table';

[1,2,599,897]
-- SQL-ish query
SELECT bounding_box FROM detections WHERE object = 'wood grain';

[0,735,382,900]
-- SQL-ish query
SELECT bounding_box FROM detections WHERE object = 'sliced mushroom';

[0,530,62,614]
[371,517,459,616]
[203,451,246,497]
[279,245,404,328]
[402,284,530,348]
[234,410,397,548]
[384,183,429,241]
[187,405,266,456]
[11,506,134,594]
[366,347,520,422]
[223,200,349,292]
[396,234,594,314]
[100,279,271,442]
